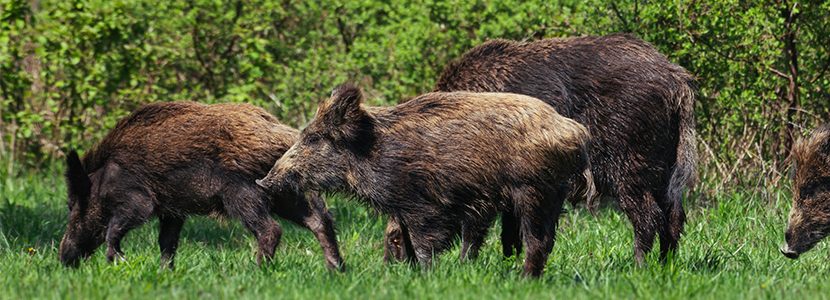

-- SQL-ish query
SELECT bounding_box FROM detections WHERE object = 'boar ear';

[320,84,376,155]
[323,83,364,125]
[65,150,91,206]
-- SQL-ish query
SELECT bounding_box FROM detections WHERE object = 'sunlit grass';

[1,166,827,299]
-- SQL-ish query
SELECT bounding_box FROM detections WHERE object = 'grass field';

[1,165,828,299]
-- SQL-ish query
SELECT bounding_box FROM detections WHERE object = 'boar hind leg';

[158,216,185,269]
[658,192,684,262]
[501,211,522,258]
[515,185,564,278]
[226,187,282,265]
[619,189,664,266]
[274,192,344,271]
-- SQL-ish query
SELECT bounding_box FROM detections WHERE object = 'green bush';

[1,0,828,192]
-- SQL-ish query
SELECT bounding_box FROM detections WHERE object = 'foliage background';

[1,0,829,194]
[1,1,829,298]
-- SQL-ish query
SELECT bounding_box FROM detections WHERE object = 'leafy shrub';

[1,0,828,193]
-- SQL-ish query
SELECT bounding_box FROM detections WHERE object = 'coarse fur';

[258,85,593,277]
[781,124,830,259]
[59,102,344,270]
[387,33,697,265]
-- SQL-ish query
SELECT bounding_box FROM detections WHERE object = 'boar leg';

[658,192,683,262]
[105,198,154,263]
[239,215,283,265]
[515,186,564,278]
[273,192,344,271]
[460,221,489,261]
[500,211,522,258]
[226,187,283,265]
[158,216,185,269]
[619,189,663,266]
[408,217,456,268]
[384,217,417,264]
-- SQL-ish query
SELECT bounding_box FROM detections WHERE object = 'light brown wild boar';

[386,33,697,266]
[59,102,343,270]
[781,124,830,259]
[257,85,593,277]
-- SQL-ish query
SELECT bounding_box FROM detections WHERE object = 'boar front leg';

[384,217,416,264]
[459,222,488,261]
[274,191,345,271]
[406,217,456,269]
[105,194,154,263]
[460,214,498,261]
[226,187,283,265]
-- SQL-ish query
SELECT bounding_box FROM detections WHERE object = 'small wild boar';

[386,34,697,265]
[781,124,830,259]
[257,84,593,277]
[59,102,344,270]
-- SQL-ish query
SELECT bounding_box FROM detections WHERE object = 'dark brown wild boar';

[781,124,830,259]
[386,33,697,265]
[257,85,593,277]
[59,102,343,270]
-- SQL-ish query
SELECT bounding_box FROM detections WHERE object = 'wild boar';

[781,124,830,259]
[387,33,697,265]
[257,84,593,277]
[59,102,344,270]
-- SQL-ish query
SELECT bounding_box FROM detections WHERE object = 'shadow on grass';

[0,203,67,250]
[0,201,353,252]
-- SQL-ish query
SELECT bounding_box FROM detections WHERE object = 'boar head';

[257,84,376,195]
[781,125,830,259]
[59,150,107,267]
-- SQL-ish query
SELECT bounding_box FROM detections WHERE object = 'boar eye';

[305,134,324,144]
[800,186,816,200]
[800,177,830,200]
[67,197,76,211]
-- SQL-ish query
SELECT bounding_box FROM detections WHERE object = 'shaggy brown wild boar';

[59,102,343,270]
[386,33,697,265]
[257,85,593,277]
[781,124,830,259]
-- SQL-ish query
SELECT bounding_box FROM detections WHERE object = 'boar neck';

[340,114,406,215]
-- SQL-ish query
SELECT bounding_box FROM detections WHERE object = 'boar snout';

[59,237,90,268]
[257,167,301,193]
[255,178,269,189]
[779,227,802,259]
[59,249,82,268]
[780,244,800,259]
[780,228,799,259]
[255,176,281,192]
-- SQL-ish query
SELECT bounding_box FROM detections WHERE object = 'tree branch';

[768,67,790,79]
[609,2,631,32]
[809,57,830,84]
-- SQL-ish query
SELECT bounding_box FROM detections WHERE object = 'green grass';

[1,166,828,299]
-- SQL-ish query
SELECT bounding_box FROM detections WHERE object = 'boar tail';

[667,79,698,240]
[581,146,598,216]
[568,134,597,215]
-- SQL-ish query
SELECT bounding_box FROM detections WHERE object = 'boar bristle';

[331,83,363,104]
